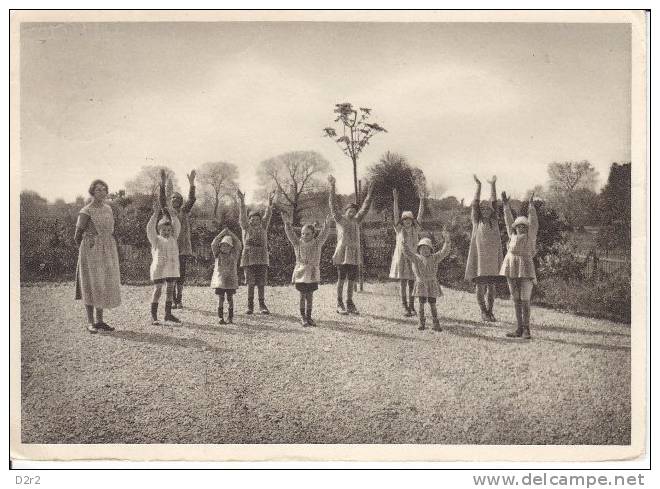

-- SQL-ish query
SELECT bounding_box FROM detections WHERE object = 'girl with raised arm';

[236,188,277,315]
[169,170,196,309]
[284,212,332,326]
[403,230,452,331]
[210,226,242,324]
[146,170,182,325]
[328,174,374,315]
[500,191,539,339]
[389,187,425,316]
[465,175,504,322]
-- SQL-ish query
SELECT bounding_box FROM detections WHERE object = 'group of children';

[146,170,539,338]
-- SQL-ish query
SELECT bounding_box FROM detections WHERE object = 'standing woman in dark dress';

[74,180,122,333]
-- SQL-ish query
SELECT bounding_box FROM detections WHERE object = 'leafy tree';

[366,151,426,216]
[597,162,631,250]
[125,165,179,197]
[323,102,387,203]
[197,161,239,219]
[257,151,330,226]
[545,160,599,229]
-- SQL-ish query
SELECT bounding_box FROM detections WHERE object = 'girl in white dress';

[389,187,425,316]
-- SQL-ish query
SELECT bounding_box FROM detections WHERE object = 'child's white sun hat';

[220,235,234,247]
[513,216,530,228]
[401,210,415,221]
[417,237,433,251]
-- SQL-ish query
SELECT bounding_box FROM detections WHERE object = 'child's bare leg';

[399,280,409,312]
[407,280,415,313]
[485,284,496,319]
[336,278,345,304]
[506,278,523,337]
[218,292,225,323]
[418,298,426,330]
[476,283,489,320]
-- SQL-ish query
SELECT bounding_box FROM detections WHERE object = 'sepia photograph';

[9,10,647,462]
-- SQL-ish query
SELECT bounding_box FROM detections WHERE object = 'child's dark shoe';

[307,317,317,327]
[300,317,310,327]
[151,319,160,326]
[245,308,254,315]
[218,317,226,325]
[164,314,181,324]
[432,319,442,331]
[417,324,426,331]
[259,304,270,315]
[506,328,523,338]
[336,300,348,315]
[95,322,115,332]
[227,317,233,324]
[346,301,359,315]
[487,312,497,322]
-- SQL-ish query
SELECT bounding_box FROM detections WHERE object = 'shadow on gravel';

[539,336,630,352]
[183,321,252,336]
[316,318,416,342]
[363,313,417,325]
[109,330,227,353]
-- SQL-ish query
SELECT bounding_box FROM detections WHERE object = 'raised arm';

[471,175,481,226]
[402,241,420,265]
[182,170,197,213]
[158,170,168,211]
[283,219,298,246]
[355,181,374,223]
[317,214,332,245]
[528,193,539,239]
[264,191,276,230]
[228,228,242,258]
[146,210,159,246]
[417,191,426,224]
[434,230,452,261]
[392,188,401,227]
[211,227,230,257]
[236,188,248,229]
[327,175,340,222]
[501,191,515,238]
[487,175,497,206]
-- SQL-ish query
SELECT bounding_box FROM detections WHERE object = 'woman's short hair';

[88,179,109,196]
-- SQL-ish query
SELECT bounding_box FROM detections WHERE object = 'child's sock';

[299,293,306,318]
[258,285,266,305]
[408,280,415,310]
[227,295,234,322]
[305,292,314,323]
[400,281,408,309]
[150,302,158,322]
[218,300,224,322]
[247,286,255,313]
[418,302,426,330]
[430,303,441,331]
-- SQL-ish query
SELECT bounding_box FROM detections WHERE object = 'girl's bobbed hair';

[88,179,109,196]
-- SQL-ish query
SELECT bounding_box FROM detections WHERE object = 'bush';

[533,270,630,323]
[538,242,585,281]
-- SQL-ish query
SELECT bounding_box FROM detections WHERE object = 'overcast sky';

[20,21,631,203]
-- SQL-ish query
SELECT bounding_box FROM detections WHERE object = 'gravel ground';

[20,282,630,445]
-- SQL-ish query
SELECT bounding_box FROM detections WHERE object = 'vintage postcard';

[9,9,648,462]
